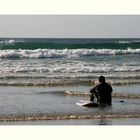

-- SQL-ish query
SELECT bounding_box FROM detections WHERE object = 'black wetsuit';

[90,82,113,105]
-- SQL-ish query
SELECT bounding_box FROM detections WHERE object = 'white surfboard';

[76,100,99,107]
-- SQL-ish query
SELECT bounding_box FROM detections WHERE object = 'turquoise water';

[0,38,140,86]
[0,38,140,50]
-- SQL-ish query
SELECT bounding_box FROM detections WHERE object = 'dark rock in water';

[120,100,125,103]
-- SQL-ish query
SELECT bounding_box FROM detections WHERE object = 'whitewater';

[0,48,140,59]
[0,38,139,86]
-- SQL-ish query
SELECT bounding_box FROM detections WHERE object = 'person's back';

[97,82,112,105]
[90,76,113,105]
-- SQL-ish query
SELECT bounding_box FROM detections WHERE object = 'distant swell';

[0,48,140,59]
[0,39,140,50]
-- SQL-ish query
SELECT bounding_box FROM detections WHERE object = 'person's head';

[99,76,105,83]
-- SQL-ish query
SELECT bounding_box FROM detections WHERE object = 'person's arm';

[90,86,98,94]
[108,82,113,93]
[109,85,113,93]
[90,85,99,100]
[111,86,113,93]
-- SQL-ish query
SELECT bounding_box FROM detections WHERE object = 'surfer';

[90,76,113,106]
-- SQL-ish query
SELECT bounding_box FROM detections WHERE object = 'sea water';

[0,38,140,124]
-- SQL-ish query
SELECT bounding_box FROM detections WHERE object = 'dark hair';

[99,76,105,83]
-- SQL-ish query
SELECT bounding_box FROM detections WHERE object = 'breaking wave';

[0,78,140,86]
[0,39,24,46]
[118,40,140,44]
[0,48,140,59]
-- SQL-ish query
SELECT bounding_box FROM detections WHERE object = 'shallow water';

[0,85,139,125]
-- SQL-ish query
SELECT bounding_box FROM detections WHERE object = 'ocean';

[0,38,140,125]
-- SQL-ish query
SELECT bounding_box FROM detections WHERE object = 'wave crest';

[0,48,140,59]
[0,39,24,46]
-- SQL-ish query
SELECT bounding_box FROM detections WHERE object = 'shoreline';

[0,112,140,122]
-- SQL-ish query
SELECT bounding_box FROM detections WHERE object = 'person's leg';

[90,93,94,101]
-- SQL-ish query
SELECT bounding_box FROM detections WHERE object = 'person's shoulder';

[97,82,103,87]
[106,82,110,85]
[93,83,100,89]
[104,82,112,86]
[106,82,113,89]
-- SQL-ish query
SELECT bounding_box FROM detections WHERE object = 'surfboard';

[76,100,99,107]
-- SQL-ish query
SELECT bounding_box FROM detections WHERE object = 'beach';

[0,38,140,125]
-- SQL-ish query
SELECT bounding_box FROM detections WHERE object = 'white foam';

[118,40,140,44]
[0,39,16,45]
[0,48,140,59]
[0,59,140,76]
[118,41,130,44]
[131,40,140,43]
[0,39,24,46]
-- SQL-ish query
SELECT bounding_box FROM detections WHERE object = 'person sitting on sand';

[90,76,113,106]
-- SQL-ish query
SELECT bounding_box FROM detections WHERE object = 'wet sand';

[1,118,140,125]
